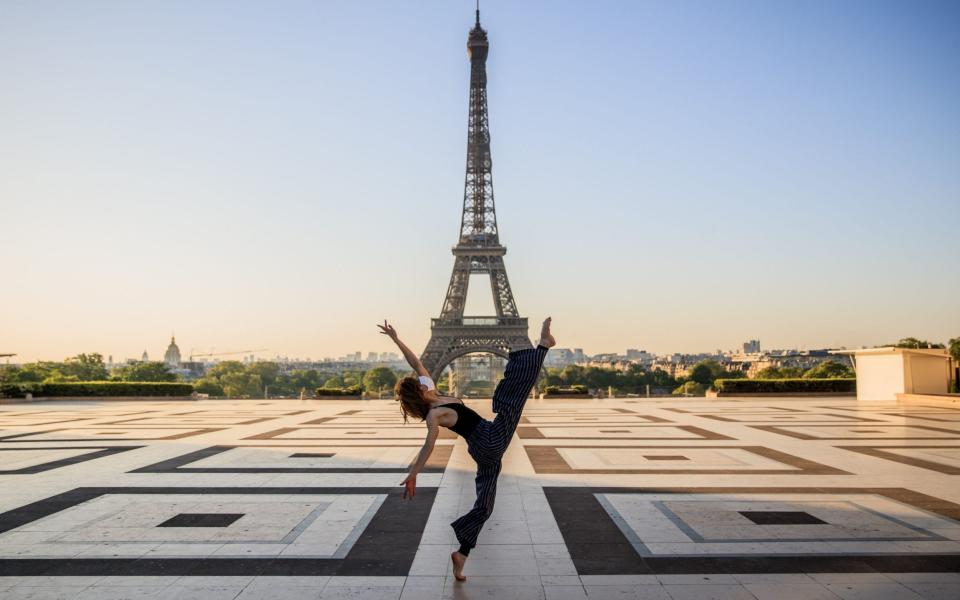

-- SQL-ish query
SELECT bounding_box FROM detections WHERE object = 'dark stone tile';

[289,452,335,458]
[157,513,244,528]
[739,511,827,525]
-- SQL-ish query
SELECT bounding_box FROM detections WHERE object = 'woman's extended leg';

[490,317,554,442]
[450,455,502,558]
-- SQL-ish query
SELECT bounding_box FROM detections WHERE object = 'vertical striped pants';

[451,344,549,555]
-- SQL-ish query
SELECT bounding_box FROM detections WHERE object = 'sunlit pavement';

[1,396,958,599]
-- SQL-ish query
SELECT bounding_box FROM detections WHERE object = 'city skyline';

[3,1,958,363]
[1,331,940,366]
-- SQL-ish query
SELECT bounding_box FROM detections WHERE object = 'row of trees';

[540,363,679,395]
[0,355,406,398]
[0,354,177,383]
[191,362,403,397]
[891,337,960,359]
[540,358,856,397]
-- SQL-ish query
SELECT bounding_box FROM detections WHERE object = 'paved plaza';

[0,396,958,599]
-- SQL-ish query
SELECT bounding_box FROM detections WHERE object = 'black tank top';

[437,402,480,439]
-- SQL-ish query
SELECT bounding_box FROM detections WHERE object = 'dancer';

[378,318,554,581]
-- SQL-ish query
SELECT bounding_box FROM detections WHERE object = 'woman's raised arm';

[378,320,429,377]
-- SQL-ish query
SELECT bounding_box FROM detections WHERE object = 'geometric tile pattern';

[548,487,960,573]
[0,487,434,573]
[0,427,222,442]
[131,444,454,473]
[751,424,960,440]
[0,446,140,474]
[838,445,960,475]
[0,396,958,598]
[524,445,848,474]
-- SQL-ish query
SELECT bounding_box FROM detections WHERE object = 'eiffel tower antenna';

[419,6,532,382]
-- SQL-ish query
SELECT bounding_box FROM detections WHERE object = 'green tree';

[322,374,345,389]
[892,337,945,349]
[755,366,784,379]
[0,364,50,383]
[206,361,247,379]
[754,366,803,379]
[220,372,262,397]
[687,363,714,385]
[112,362,176,382]
[342,371,363,388]
[272,369,325,396]
[648,368,676,387]
[62,354,108,381]
[803,360,854,379]
[247,362,280,387]
[193,377,225,396]
[687,360,744,385]
[363,367,398,393]
[672,381,707,396]
[948,337,960,361]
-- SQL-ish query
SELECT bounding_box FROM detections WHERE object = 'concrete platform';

[0,396,958,598]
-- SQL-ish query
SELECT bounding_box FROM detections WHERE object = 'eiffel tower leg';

[439,256,472,319]
[487,255,519,317]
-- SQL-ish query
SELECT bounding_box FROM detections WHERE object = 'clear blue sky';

[2,0,958,362]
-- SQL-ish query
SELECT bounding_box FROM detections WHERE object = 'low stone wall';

[706,390,855,398]
[540,393,592,400]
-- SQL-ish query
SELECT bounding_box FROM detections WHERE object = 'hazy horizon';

[3,1,959,363]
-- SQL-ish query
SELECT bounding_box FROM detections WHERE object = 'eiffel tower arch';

[420,9,532,380]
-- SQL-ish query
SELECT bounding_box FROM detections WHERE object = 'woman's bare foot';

[539,317,556,348]
[451,551,467,581]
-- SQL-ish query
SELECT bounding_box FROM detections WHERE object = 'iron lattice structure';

[420,10,532,379]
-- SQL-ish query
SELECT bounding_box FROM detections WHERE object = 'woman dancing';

[378,317,554,581]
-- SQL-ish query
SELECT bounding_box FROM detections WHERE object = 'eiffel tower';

[420,8,532,380]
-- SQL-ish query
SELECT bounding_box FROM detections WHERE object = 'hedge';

[713,378,856,394]
[315,385,363,397]
[544,385,589,394]
[0,382,194,398]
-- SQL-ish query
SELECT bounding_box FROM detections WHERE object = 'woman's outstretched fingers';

[401,475,416,499]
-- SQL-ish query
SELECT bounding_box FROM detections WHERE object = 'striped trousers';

[451,345,549,555]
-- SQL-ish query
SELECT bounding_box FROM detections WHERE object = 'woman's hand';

[377,320,399,341]
[401,474,417,500]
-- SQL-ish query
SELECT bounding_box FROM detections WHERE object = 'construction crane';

[188,348,268,361]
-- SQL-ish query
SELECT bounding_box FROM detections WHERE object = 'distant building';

[545,348,576,367]
[367,352,378,362]
[730,349,852,377]
[141,350,149,362]
[164,336,181,367]
[178,361,206,379]
[626,349,654,364]
[450,354,505,396]
[743,339,761,353]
